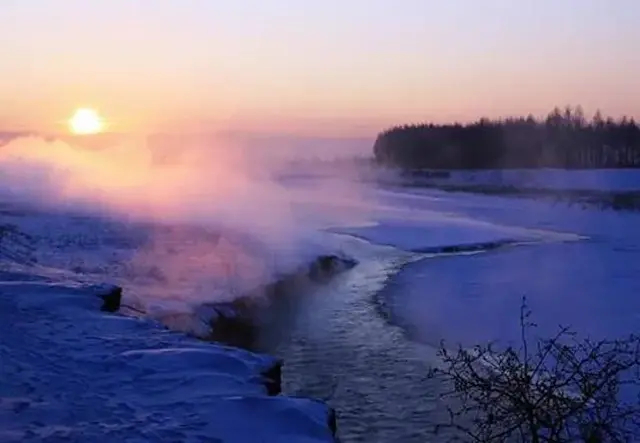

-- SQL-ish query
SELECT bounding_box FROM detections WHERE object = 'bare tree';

[428,298,640,442]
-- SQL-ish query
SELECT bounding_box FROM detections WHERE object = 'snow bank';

[331,218,535,253]
[0,135,363,441]
[330,192,581,253]
[0,135,369,319]
[0,275,336,442]
[398,168,640,192]
[0,201,357,332]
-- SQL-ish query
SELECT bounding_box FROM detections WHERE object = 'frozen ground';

[0,203,357,336]
[396,168,640,192]
[2,165,639,443]
[263,173,640,442]
[362,184,640,346]
[0,274,335,442]
[327,184,584,254]
[0,201,346,442]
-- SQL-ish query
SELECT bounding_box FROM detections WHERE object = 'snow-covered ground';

[363,184,640,345]
[449,168,640,191]
[0,199,347,442]
[0,274,335,442]
[265,174,640,442]
[388,168,640,192]
[0,203,360,332]
[2,152,639,442]
[277,171,639,350]
[0,175,356,440]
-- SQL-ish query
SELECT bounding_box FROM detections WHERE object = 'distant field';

[387,168,640,211]
[438,169,640,192]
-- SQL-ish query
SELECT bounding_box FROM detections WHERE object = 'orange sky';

[2,1,639,137]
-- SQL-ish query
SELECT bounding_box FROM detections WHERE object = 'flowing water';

[258,236,449,443]
[4,177,639,442]
[259,188,640,442]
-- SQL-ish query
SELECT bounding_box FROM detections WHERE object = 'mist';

[0,134,374,313]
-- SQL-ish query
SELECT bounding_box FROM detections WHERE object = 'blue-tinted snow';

[276,171,639,349]
[3,166,639,442]
[0,199,344,442]
[332,218,541,253]
[0,205,352,336]
[330,187,583,252]
[366,185,640,347]
[429,168,640,192]
[0,276,335,442]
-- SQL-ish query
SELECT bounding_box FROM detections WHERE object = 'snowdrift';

[0,274,338,442]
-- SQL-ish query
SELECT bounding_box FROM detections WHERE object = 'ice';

[0,182,344,441]
[444,168,640,192]
[0,276,336,442]
[372,183,640,348]
[6,159,636,442]
[0,204,348,322]
[331,218,538,253]
[329,186,582,253]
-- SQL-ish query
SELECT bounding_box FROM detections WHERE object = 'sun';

[69,108,105,135]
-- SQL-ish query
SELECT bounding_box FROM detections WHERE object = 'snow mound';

[444,169,640,192]
[0,276,336,442]
[0,204,352,320]
[331,217,568,253]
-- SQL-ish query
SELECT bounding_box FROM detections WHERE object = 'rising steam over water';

[3,134,639,442]
[0,134,373,314]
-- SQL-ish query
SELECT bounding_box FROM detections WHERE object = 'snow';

[333,218,540,253]
[0,176,349,442]
[0,274,335,442]
[0,191,349,439]
[329,186,584,253]
[3,159,638,442]
[0,205,351,334]
[405,168,640,192]
[364,183,640,350]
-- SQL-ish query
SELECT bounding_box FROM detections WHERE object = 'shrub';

[428,298,640,442]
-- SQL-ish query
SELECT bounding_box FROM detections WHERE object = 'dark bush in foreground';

[428,299,640,442]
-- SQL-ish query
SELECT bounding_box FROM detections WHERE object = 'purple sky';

[2,0,639,136]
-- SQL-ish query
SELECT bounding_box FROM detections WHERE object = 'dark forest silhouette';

[374,106,640,169]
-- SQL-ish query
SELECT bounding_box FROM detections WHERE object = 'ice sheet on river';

[331,209,581,254]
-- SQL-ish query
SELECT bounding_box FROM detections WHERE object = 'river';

[260,184,640,442]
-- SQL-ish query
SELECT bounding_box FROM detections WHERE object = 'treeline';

[374,106,640,169]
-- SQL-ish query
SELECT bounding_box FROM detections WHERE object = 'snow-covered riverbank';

[3,162,640,442]
[0,269,337,442]
[0,200,350,442]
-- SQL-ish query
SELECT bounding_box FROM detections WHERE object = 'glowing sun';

[69,108,105,135]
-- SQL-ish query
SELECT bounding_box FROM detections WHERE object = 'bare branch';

[427,299,640,442]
